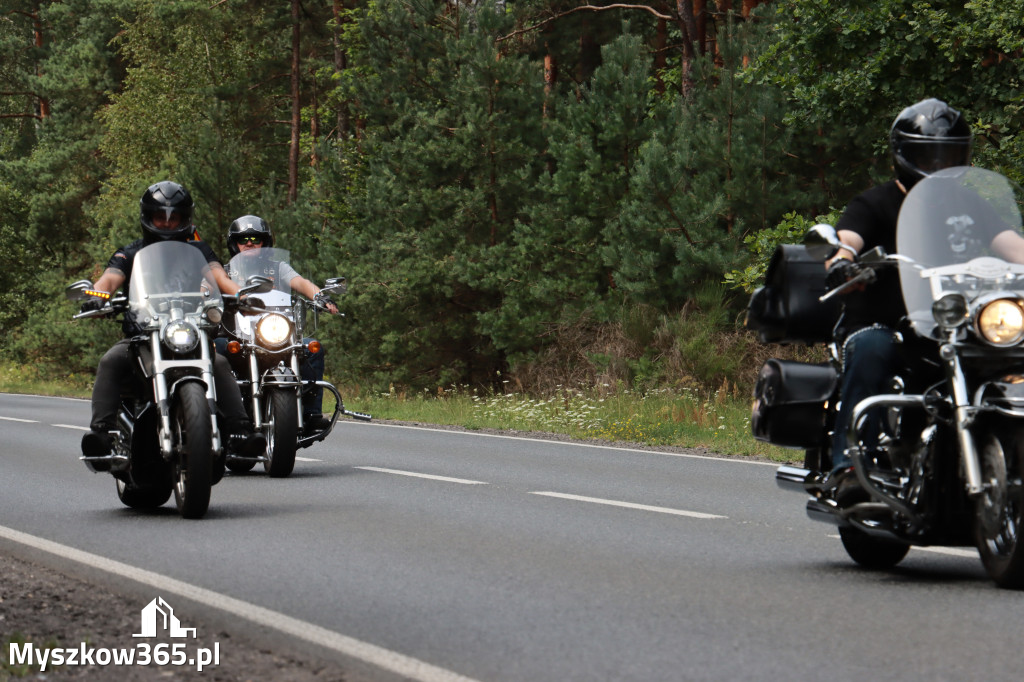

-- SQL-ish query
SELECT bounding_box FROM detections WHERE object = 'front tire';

[974,426,1024,589]
[171,382,214,519]
[264,388,298,478]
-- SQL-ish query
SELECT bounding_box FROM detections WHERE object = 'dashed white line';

[530,491,727,519]
[52,424,90,431]
[295,456,321,462]
[354,466,488,485]
[826,535,978,559]
[0,416,37,423]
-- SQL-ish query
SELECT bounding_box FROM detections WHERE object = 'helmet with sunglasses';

[226,214,275,256]
[139,181,195,243]
[890,98,973,189]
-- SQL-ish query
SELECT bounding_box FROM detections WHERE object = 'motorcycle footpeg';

[80,454,128,474]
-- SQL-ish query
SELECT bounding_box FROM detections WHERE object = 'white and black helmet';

[890,98,973,189]
[226,214,274,256]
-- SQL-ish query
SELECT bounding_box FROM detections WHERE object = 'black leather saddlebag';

[746,244,841,345]
[751,359,837,449]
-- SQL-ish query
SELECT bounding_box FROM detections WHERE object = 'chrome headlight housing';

[255,312,293,349]
[161,320,200,353]
[932,294,968,330]
[975,297,1024,346]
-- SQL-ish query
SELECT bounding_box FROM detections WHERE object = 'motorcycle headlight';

[161,320,200,353]
[255,313,293,349]
[976,298,1024,346]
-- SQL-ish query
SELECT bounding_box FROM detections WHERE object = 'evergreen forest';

[3,0,1024,394]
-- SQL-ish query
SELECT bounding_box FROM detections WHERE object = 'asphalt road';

[2,392,1023,681]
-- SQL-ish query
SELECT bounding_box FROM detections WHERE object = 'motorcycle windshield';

[228,247,294,309]
[896,167,1024,336]
[128,241,222,319]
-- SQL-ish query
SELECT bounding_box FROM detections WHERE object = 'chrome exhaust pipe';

[776,465,821,493]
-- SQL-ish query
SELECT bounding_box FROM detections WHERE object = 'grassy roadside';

[0,361,800,464]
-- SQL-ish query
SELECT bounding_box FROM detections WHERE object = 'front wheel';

[974,426,1024,589]
[171,382,214,519]
[264,388,298,478]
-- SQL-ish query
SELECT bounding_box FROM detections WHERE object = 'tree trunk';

[33,8,49,119]
[332,0,350,139]
[288,0,301,203]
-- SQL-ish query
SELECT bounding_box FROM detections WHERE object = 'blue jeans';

[831,326,899,473]
[214,336,326,417]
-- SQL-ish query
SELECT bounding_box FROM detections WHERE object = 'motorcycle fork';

[292,350,304,430]
[150,331,222,457]
[249,351,263,430]
[940,343,985,496]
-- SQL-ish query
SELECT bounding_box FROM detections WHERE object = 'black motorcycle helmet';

[226,214,274,256]
[139,181,195,242]
[890,98,973,189]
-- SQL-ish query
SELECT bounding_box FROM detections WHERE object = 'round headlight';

[932,294,968,329]
[977,299,1024,346]
[255,313,292,349]
[161,320,200,353]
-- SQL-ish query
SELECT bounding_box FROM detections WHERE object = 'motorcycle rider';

[80,181,267,459]
[220,215,337,432]
[824,98,1024,495]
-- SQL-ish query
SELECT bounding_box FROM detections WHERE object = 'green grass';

[0,361,801,464]
[332,383,800,463]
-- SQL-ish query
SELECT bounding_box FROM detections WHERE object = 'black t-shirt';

[834,180,906,331]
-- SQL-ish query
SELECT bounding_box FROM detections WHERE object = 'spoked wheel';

[264,388,298,478]
[974,427,1024,589]
[171,382,214,519]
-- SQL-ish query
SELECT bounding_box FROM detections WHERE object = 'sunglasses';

[238,236,264,244]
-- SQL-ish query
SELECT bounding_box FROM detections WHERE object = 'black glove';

[316,293,336,310]
[80,298,105,313]
[825,259,859,290]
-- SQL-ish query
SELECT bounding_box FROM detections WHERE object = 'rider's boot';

[227,421,267,457]
[81,431,114,472]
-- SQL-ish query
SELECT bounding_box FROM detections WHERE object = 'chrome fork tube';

[250,349,263,429]
[941,344,984,495]
[152,332,173,457]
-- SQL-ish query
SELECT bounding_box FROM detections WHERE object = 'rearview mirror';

[240,275,274,295]
[65,280,95,302]
[804,224,848,261]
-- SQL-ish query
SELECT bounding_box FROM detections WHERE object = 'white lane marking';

[530,491,727,520]
[53,424,90,431]
[0,416,38,423]
[350,422,778,467]
[295,456,321,462]
[826,535,977,559]
[0,525,481,682]
[355,466,488,485]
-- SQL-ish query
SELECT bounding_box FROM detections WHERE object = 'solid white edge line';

[348,421,778,467]
[531,491,727,520]
[52,423,90,431]
[355,466,488,485]
[0,524,481,682]
[0,416,38,423]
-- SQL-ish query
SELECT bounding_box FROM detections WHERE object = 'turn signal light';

[307,340,322,354]
[85,290,111,299]
[227,341,242,354]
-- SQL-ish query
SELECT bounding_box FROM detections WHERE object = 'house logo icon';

[133,597,197,638]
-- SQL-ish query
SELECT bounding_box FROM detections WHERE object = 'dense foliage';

[2,0,1023,392]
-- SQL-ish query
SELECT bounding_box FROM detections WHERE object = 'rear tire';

[116,478,172,509]
[171,382,214,519]
[974,425,1024,589]
[264,388,298,478]
[839,526,911,569]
